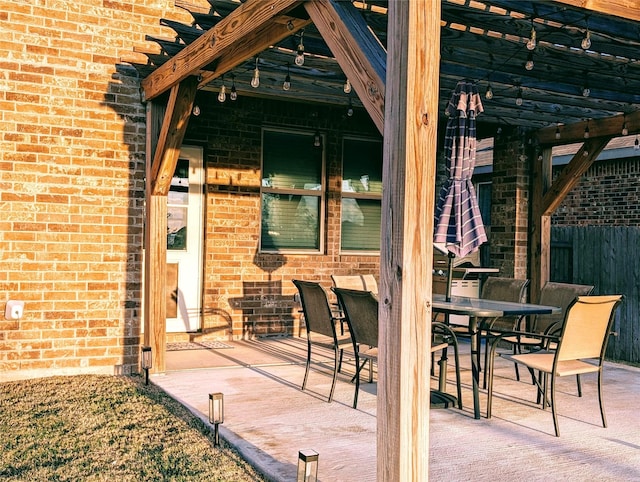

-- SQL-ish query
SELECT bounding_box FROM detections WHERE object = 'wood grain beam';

[541,136,611,216]
[141,0,303,101]
[552,0,640,23]
[536,110,640,146]
[378,0,440,480]
[304,0,386,134]
[529,147,554,301]
[197,15,312,89]
[150,76,198,196]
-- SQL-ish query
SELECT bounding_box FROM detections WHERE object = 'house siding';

[0,0,192,380]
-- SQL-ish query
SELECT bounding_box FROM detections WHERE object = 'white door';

[166,146,204,332]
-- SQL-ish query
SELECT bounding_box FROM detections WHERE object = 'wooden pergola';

[133,1,640,479]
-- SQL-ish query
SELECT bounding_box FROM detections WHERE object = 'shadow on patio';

[156,337,640,481]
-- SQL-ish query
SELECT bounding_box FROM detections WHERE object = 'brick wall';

[184,93,381,338]
[0,0,191,380]
[488,127,530,279]
[552,156,640,226]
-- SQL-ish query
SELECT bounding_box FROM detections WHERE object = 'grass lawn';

[0,374,267,481]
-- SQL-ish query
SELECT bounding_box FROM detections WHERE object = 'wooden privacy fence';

[551,226,640,364]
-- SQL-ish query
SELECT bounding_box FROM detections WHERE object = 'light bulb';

[526,27,536,50]
[295,45,305,66]
[622,122,628,136]
[192,105,200,116]
[314,133,321,147]
[525,53,534,71]
[555,126,561,140]
[582,86,590,97]
[251,68,260,88]
[343,79,351,94]
[230,84,237,101]
[218,85,226,103]
[283,73,291,91]
[581,30,591,50]
[485,84,493,100]
[515,89,523,106]
[584,126,590,139]
[347,99,353,117]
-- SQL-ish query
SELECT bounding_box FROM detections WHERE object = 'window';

[260,129,325,252]
[341,137,383,252]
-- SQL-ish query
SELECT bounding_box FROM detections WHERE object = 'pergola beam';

[537,111,640,146]
[553,0,640,23]
[150,76,198,196]
[141,0,304,101]
[304,0,386,134]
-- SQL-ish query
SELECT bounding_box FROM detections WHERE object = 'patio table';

[431,294,561,419]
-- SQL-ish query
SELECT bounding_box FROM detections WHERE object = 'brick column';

[489,127,531,279]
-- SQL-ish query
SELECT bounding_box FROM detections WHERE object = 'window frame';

[259,127,326,254]
[340,135,383,255]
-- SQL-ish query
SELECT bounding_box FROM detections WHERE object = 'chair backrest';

[533,282,595,334]
[332,287,379,348]
[556,295,623,362]
[481,277,530,303]
[292,280,337,339]
[331,275,378,296]
[481,277,530,330]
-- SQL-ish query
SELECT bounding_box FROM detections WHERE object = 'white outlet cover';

[5,300,24,320]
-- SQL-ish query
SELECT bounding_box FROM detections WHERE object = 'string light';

[343,79,351,94]
[230,76,237,101]
[555,125,561,140]
[516,87,523,106]
[251,58,260,88]
[347,98,353,117]
[526,25,537,50]
[485,83,493,100]
[622,117,628,136]
[584,120,590,139]
[192,105,200,116]
[581,29,591,50]
[295,31,305,66]
[525,52,534,71]
[217,77,226,103]
[283,64,291,91]
[582,80,590,97]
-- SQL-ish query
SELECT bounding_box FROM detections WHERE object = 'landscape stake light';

[141,346,152,385]
[209,392,224,447]
[297,449,318,482]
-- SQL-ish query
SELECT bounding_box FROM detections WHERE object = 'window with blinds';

[260,128,325,252]
[341,137,383,252]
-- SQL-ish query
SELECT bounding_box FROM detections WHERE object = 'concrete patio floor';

[153,337,640,481]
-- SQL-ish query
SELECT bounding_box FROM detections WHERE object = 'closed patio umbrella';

[434,80,487,301]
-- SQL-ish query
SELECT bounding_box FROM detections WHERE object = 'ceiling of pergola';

[126,0,640,141]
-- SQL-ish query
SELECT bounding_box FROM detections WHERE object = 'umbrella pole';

[446,251,455,302]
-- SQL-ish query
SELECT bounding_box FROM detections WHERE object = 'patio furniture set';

[293,275,623,437]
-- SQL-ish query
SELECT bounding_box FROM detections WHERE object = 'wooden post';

[529,147,553,302]
[378,1,440,480]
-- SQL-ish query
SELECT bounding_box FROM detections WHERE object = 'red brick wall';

[185,93,381,338]
[0,0,191,380]
[552,156,640,226]
[487,127,530,279]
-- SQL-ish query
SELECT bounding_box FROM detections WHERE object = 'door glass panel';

[167,158,189,250]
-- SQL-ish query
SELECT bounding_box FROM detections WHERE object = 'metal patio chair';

[487,294,624,436]
[293,279,352,403]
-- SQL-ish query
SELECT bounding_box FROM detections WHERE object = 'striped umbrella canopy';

[434,79,487,259]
